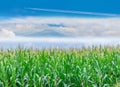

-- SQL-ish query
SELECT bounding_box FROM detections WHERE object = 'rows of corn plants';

[0,46,120,87]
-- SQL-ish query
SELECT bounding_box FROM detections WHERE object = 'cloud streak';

[26,8,120,17]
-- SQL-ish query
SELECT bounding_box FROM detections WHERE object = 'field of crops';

[0,46,120,87]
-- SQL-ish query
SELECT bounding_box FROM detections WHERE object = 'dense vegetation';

[0,46,120,87]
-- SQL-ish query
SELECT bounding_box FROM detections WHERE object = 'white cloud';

[0,17,120,37]
[0,29,15,38]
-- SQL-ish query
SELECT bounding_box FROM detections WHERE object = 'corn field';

[0,46,120,87]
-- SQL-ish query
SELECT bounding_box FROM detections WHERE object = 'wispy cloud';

[0,17,120,37]
[26,8,120,17]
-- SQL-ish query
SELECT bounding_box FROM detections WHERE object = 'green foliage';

[0,46,120,87]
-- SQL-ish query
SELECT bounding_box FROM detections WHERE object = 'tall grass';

[0,46,120,87]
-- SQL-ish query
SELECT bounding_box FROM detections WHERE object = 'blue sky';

[0,0,120,38]
[0,0,120,17]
